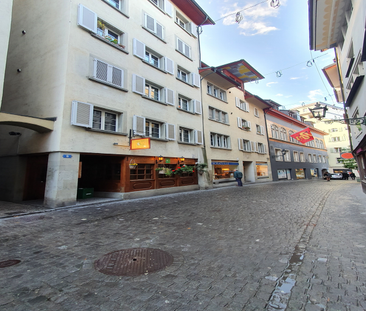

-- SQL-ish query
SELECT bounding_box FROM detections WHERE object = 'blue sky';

[197,0,342,109]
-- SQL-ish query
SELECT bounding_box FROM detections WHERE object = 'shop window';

[256,162,268,177]
[130,164,153,180]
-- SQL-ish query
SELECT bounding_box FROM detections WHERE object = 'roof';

[322,63,343,103]
[171,0,215,26]
[309,0,352,51]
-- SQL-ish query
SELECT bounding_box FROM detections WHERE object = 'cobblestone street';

[0,179,365,311]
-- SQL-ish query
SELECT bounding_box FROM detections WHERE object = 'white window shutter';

[235,97,241,108]
[166,123,175,140]
[194,100,202,114]
[250,141,256,152]
[190,22,198,38]
[245,102,250,112]
[111,66,123,87]
[194,130,203,145]
[164,1,173,17]
[133,38,145,59]
[238,138,244,151]
[71,101,93,128]
[247,121,251,130]
[77,4,97,33]
[192,73,200,88]
[164,57,174,75]
[132,74,145,95]
[177,38,184,53]
[165,88,175,105]
[260,125,264,135]
[145,14,155,32]
[237,117,242,129]
[184,43,191,58]
[133,115,146,136]
[156,22,164,39]
[93,59,108,82]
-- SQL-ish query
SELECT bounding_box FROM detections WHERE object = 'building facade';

[265,103,329,181]
[309,0,366,192]
[0,0,214,206]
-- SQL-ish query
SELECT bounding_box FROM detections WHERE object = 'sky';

[196,0,342,110]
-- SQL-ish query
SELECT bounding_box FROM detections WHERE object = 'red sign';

[290,128,314,144]
[340,152,353,159]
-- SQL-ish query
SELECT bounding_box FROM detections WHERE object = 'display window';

[295,168,305,179]
[212,162,238,180]
[256,162,268,177]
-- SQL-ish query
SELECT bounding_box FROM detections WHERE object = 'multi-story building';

[293,102,352,174]
[265,101,329,181]
[309,0,366,192]
[0,0,214,206]
[200,61,273,185]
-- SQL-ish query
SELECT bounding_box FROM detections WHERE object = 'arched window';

[271,125,279,139]
[280,128,287,141]
[289,130,296,143]
[319,140,324,149]
[315,138,320,148]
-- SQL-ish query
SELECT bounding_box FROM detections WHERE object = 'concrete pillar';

[246,162,256,182]
[44,152,80,208]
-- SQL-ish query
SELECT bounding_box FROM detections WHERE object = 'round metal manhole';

[94,248,174,276]
[0,260,21,268]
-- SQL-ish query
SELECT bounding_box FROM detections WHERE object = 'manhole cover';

[0,260,21,268]
[94,248,173,276]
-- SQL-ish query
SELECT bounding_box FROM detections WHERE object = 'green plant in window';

[164,168,174,177]
[97,20,106,31]
[172,165,195,175]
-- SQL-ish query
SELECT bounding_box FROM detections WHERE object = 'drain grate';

[94,248,173,276]
[0,260,21,268]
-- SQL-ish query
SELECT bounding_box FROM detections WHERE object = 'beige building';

[200,61,273,184]
[293,102,351,174]
[0,0,214,206]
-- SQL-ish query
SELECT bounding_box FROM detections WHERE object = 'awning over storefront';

[0,112,55,133]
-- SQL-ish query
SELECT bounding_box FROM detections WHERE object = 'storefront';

[295,168,306,179]
[256,162,269,178]
[310,168,318,177]
[277,169,291,180]
[212,161,238,181]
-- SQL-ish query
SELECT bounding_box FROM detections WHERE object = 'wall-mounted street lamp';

[309,103,328,120]
[179,156,185,164]
[156,155,163,164]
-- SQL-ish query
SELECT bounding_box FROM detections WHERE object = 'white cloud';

[276,94,283,97]
[308,89,324,101]
[290,77,300,80]
[266,82,278,87]
[221,0,287,36]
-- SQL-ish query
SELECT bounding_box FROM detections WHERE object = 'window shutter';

[71,101,93,128]
[164,57,174,75]
[164,1,173,17]
[251,141,257,152]
[133,115,146,136]
[133,38,145,59]
[194,130,203,145]
[245,102,250,112]
[194,100,202,114]
[94,59,108,83]
[156,22,164,39]
[237,117,242,129]
[235,97,241,108]
[177,38,184,53]
[190,22,198,38]
[77,4,97,33]
[111,66,123,87]
[192,73,200,87]
[263,144,267,154]
[238,138,244,151]
[132,74,145,95]
[184,43,191,58]
[166,123,175,140]
[247,121,251,130]
[165,88,174,105]
[145,14,155,32]
[260,125,264,135]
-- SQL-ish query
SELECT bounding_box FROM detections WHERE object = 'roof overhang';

[244,91,272,109]
[170,0,215,26]
[199,66,241,90]
[322,63,343,102]
[309,0,351,51]
[0,112,55,133]
[216,60,264,84]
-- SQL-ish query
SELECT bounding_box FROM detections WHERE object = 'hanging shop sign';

[130,138,151,150]
[290,128,314,144]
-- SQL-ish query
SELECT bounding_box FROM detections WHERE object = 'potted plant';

[155,167,166,174]
[164,168,174,177]
[129,159,138,169]
[196,163,208,175]
[172,165,195,175]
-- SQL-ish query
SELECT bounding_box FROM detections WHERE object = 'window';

[330,137,341,142]
[176,37,191,58]
[178,127,203,144]
[289,131,297,143]
[209,107,228,124]
[132,74,174,105]
[283,150,291,162]
[300,152,305,162]
[257,143,266,154]
[308,154,312,162]
[318,155,322,163]
[71,101,122,133]
[175,12,189,31]
[133,39,174,74]
[208,83,226,101]
[256,124,264,135]
[271,125,279,139]
[130,164,153,180]
[210,133,230,149]
[106,0,120,9]
[280,128,287,141]
[313,154,317,163]
[132,115,175,140]
[235,97,249,112]
[275,149,283,161]
[144,13,164,40]
[177,66,200,87]
[91,58,125,89]
[323,155,327,163]
[332,147,342,153]
[177,68,188,83]
[329,128,338,132]
[237,117,251,131]
[242,139,252,152]
[254,108,259,117]
[178,96,201,114]
[293,151,299,162]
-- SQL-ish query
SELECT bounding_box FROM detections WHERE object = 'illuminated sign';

[130,138,151,150]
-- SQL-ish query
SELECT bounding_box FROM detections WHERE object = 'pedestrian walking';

[342,172,348,180]
[233,169,243,186]
[350,172,356,180]
[324,171,331,182]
